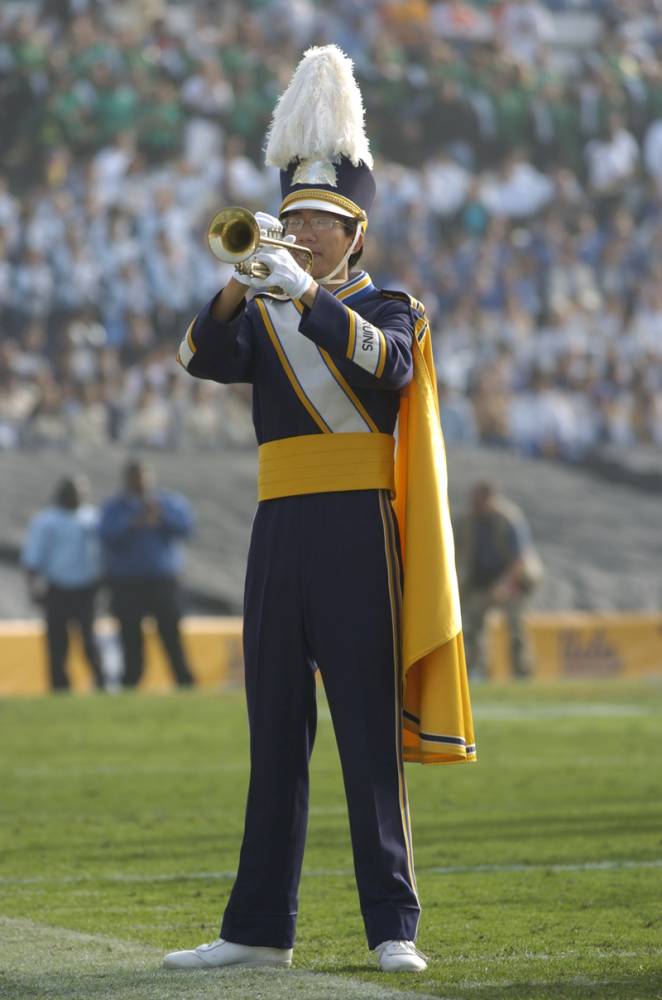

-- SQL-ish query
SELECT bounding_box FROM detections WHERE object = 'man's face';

[125,463,154,496]
[471,485,494,516]
[281,209,362,281]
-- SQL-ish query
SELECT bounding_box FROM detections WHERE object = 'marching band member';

[165,45,475,975]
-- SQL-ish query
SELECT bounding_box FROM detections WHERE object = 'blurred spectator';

[584,113,640,218]
[430,1,494,42]
[497,0,555,67]
[643,117,662,192]
[98,459,195,689]
[439,379,479,444]
[123,385,172,449]
[179,381,222,450]
[423,149,471,219]
[68,381,109,449]
[24,380,70,450]
[181,57,233,166]
[0,370,37,448]
[455,481,543,679]
[479,150,554,218]
[547,236,602,313]
[21,474,104,691]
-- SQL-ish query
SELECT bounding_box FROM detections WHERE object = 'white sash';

[261,298,372,433]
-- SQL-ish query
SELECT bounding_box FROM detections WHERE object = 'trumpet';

[207,206,313,280]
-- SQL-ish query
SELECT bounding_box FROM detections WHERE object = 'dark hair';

[53,476,82,509]
[472,481,495,503]
[124,459,145,478]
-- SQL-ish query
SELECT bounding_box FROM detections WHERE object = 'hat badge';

[292,158,339,187]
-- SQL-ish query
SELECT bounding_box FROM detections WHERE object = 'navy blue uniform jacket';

[177,271,418,440]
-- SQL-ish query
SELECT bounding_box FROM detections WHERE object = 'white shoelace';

[377,940,428,960]
[197,940,222,951]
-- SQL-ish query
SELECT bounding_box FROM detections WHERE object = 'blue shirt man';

[22,476,104,691]
[99,460,195,688]
[22,504,101,589]
[100,491,192,579]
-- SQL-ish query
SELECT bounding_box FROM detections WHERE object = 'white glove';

[232,212,283,286]
[254,211,282,237]
[249,243,313,300]
[232,264,254,287]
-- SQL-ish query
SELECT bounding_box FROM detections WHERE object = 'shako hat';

[264,45,375,224]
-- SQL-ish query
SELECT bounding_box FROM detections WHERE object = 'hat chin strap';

[318,224,363,287]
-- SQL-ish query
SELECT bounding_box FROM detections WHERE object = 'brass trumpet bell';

[207,207,313,281]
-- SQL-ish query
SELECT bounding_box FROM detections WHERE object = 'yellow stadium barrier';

[0,613,660,695]
[488,611,662,681]
[0,617,243,696]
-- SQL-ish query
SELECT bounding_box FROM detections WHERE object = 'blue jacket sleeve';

[21,513,48,572]
[298,286,413,390]
[157,493,194,538]
[177,293,254,384]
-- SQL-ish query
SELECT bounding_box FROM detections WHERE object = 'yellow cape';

[393,300,476,764]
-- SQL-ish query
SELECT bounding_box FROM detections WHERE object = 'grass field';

[1,679,661,1000]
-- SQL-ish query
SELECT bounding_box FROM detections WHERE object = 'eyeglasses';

[281,216,352,234]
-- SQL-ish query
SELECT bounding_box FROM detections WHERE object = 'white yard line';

[2,857,661,887]
[0,916,448,1000]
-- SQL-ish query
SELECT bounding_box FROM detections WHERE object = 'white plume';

[265,45,373,170]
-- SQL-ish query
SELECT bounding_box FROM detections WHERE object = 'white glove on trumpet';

[254,211,282,236]
[249,242,313,301]
[232,212,283,287]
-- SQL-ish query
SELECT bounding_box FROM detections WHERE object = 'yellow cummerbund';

[258,432,395,501]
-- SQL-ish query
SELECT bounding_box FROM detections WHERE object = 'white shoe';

[375,939,428,972]
[163,937,293,970]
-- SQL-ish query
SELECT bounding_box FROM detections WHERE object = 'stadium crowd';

[1,0,661,459]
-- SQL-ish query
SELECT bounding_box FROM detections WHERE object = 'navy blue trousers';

[220,490,420,950]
